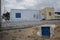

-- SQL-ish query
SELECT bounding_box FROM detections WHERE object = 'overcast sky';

[1,0,60,14]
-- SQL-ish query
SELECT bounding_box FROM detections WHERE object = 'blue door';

[41,27,50,37]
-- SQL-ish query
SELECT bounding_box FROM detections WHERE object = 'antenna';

[4,0,5,13]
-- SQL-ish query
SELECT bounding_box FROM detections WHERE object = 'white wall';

[10,9,43,21]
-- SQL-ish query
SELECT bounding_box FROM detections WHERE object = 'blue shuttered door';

[41,27,50,37]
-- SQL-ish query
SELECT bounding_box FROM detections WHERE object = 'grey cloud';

[16,0,23,3]
[1,0,60,13]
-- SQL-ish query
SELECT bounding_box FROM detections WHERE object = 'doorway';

[41,27,50,37]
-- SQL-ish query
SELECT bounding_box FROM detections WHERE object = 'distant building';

[40,7,55,20]
[55,12,60,19]
[10,9,43,21]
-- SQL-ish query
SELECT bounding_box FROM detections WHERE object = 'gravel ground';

[0,27,41,40]
[0,24,60,40]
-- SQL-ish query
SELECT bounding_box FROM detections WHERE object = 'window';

[33,14,35,18]
[49,12,51,16]
[16,13,21,18]
[33,14,38,19]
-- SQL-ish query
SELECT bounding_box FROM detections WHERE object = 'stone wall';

[40,7,55,20]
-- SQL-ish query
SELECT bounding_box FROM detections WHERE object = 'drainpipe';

[0,0,2,31]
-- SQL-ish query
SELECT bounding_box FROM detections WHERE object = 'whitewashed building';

[10,9,43,21]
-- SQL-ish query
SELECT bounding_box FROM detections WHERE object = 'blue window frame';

[41,27,50,37]
[16,13,21,18]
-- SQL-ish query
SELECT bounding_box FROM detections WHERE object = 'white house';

[10,9,43,21]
